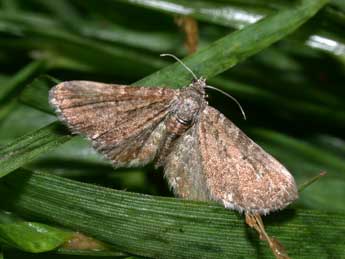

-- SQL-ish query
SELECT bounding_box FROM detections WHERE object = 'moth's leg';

[245,213,291,259]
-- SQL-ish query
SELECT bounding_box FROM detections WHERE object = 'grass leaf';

[135,0,329,87]
[1,169,344,258]
[0,122,71,178]
[0,59,47,103]
[0,222,72,253]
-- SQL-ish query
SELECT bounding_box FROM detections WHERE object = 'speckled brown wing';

[49,81,177,168]
[164,126,210,201]
[197,106,298,215]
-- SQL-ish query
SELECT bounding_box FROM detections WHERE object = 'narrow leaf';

[0,122,71,178]
[119,0,341,56]
[19,75,59,115]
[0,170,344,258]
[0,59,47,104]
[0,222,72,253]
[118,0,270,28]
[135,0,329,87]
[0,211,126,256]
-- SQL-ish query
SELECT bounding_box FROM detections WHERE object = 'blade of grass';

[19,75,58,115]
[0,211,126,256]
[119,0,344,57]
[1,0,18,11]
[250,129,345,213]
[118,0,269,28]
[0,11,167,77]
[0,122,71,178]
[0,169,344,258]
[251,128,345,175]
[0,222,72,253]
[0,59,47,104]
[0,100,17,123]
[0,10,179,54]
[38,1,85,32]
[134,0,330,87]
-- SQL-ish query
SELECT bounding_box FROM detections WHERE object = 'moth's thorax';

[173,78,207,125]
[154,78,208,167]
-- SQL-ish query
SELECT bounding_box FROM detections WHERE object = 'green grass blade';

[0,59,47,104]
[250,129,345,213]
[252,129,345,174]
[0,211,126,257]
[38,1,84,32]
[0,11,167,77]
[119,0,270,28]
[1,169,344,259]
[119,0,344,57]
[19,75,59,115]
[134,0,329,87]
[0,100,17,123]
[0,122,71,178]
[0,222,72,253]
[1,0,18,12]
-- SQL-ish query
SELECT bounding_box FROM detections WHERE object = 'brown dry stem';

[175,16,199,54]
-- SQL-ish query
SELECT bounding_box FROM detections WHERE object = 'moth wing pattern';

[164,125,210,201]
[49,81,177,168]
[197,106,298,215]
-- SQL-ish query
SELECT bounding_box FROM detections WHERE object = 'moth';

[49,54,298,215]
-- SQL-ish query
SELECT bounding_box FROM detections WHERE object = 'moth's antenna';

[205,85,247,120]
[160,53,198,80]
[160,53,246,119]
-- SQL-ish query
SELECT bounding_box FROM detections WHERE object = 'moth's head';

[190,77,207,95]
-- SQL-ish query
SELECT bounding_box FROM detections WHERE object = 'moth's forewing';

[49,81,177,168]
[197,106,298,215]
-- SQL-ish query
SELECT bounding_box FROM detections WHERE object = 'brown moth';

[49,55,298,215]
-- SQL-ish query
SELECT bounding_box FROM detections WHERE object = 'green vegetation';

[0,0,344,258]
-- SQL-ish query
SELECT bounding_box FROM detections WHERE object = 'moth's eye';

[191,78,197,83]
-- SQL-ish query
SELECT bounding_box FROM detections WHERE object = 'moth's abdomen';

[154,113,193,168]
